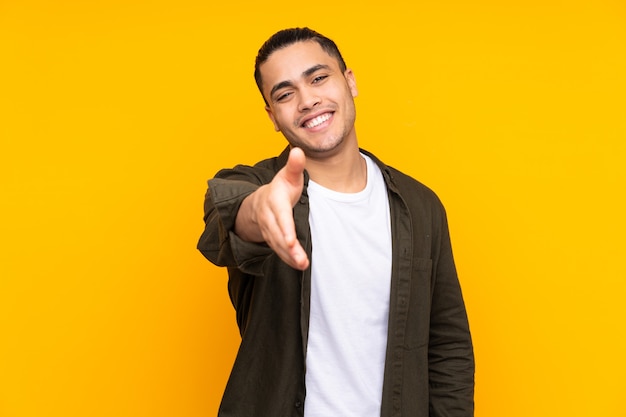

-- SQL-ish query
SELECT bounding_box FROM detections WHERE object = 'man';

[198,27,474,417]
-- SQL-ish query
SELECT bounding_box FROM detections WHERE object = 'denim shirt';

[198,147,474,417]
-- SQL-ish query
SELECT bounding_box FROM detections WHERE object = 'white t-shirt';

[304,154,392,417]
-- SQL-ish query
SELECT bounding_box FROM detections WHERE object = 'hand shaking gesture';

[234,147,310,270]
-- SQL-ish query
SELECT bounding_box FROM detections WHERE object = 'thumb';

[284,147,306,184]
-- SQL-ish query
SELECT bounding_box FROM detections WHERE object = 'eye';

[312,75,328,84]
[275,91,293,102]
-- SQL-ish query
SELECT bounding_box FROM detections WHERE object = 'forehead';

[260,41,341,92]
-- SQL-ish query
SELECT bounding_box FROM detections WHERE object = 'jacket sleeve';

[197,167,276,276]
[428,205,475,417]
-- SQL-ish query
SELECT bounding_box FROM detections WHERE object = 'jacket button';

[294,401,302,408]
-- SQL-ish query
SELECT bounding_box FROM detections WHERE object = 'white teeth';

[304,113,331,128]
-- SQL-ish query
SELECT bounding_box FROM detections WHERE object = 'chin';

[304,138,344,155]
[284,128,350,155]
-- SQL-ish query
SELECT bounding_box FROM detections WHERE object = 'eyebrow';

[269,64,332,99]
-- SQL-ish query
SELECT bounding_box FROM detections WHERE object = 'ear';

[344,69,358,98]
[265,105,280,132]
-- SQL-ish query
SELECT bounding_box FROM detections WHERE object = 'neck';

[305,143,366,193]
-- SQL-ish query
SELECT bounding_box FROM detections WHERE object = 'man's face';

[260,41,358,158]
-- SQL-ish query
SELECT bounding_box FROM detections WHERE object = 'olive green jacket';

[198,147,474,417]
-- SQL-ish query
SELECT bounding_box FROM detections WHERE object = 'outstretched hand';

[235,147,310,270]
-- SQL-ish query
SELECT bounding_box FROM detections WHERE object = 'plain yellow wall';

[1,1,625,416]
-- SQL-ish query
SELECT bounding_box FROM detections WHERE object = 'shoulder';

[386,165,449,228]
[362,149,444,210]
[387,165,439,200]
[213,147,289,185]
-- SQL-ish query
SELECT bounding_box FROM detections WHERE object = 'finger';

[287,241,309,270]
[260,202,309,270]
[284,147,306,185]
[273,201,298,247]
[275,208,309,270]
[264,231,309,270]
[271,237,309,271]
[256,200,295,251]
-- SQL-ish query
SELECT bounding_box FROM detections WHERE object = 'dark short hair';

[254,27,347,103]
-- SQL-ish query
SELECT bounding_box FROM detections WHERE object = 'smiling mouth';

[302,112,332,129]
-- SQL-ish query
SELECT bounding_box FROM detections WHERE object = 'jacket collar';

[276,145,395,192]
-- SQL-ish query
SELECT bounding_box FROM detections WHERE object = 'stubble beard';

[286,108,356,157]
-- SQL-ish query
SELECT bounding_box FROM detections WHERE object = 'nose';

[297,88,321,112]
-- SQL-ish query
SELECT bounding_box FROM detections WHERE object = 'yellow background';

[1,1,625,416]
